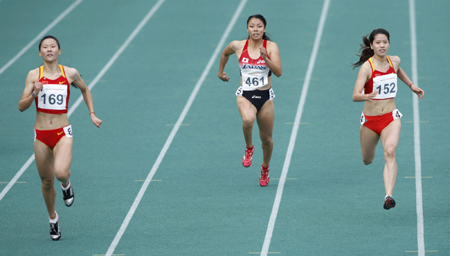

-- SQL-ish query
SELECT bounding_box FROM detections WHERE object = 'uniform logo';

[257,59,266,64]
[252,95,261,99]
[57,131,64,136]
[242,57,249,63]
[59,81,65,84]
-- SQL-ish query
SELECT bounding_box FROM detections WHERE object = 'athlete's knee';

[54,169,71,183]
[362,159,373,165]
[260,135,273,148]
[242,117,255,129]
[41,178,54,190]
[384,147,396,161]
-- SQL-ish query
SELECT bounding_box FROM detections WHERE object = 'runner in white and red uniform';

[352,28,424,210]
[18,35,102,240]
[218,14,282,187]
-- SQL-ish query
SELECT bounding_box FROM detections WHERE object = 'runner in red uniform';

[18,35,102,240]
[352,28,424,210]
[218,14,282,187]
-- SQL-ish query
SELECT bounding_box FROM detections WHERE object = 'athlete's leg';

[53,136,73,187]
[256,100,274,167]
[360,125,380,165]
[237,96,257,148]
[34,140,56,219]
[380,119,401,196]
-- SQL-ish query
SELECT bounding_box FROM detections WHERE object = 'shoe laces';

[245,148,254,157]
[50,223,59,233]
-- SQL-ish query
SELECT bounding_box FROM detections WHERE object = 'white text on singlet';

[240,60,269,91]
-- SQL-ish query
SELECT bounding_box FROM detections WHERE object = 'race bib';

[241,72,268,90]
[37,84,67,110]
[372,73,398,100]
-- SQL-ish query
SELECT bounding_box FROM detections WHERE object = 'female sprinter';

[18,35,102,240]
[218,14,282,187]
[352,28,424,210]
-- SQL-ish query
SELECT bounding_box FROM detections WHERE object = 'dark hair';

[247,14,271,41]
[352,28,390,69]
[37,35,78,89]
[39,35,60,51]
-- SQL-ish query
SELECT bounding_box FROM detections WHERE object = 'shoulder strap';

[386,56,394,68]
[59,65,66,78]
[242,40,249,53]
[39,66,44,79]
[368,58,375,72]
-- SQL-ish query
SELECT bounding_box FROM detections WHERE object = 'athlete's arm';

[18,69,41,112]
[218,41,239,82]
[262,41,282,77]
[397,67,425,99]
[352,62,377,102]
[66,67,102,127]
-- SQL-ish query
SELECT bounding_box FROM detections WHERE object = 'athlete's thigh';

[380,119,401,150]
[360,125,380,160]
[256,100,274,137]
[34,140,55,180]
[53,136,73,173]
[237,96,257,121]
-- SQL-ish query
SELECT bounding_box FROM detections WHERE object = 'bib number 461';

[245,77,264,87]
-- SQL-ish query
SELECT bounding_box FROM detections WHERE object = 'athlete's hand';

[90,113,102,128]
[260,45,267,60]
[366,91,378,101]
[410,84,424,99]
[218,72,230,82]
[33,81,43,96]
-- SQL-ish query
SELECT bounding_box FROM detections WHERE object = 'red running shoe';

[242,146,254,167]
[259,164,270,187]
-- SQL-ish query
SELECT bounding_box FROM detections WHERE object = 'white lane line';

[0,0,84,75]
[260,0,331,255]
[0,0,165,202]
[103,0,248,255]
[0,155,35,201]
[409,0,425,255]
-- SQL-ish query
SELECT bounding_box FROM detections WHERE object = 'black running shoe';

[50,222,61,241]
[62,185,74,207]
[383,196,396,210]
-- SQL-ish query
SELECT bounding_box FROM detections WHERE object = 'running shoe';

[50,221,61,241]
[383,195,396,210]
[259,164,270,187]
[62,184,74,207]
[242,147,254,167]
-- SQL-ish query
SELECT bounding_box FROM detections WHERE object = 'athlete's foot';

[242,146,254,167]
[383,195,396,210]
[49,212,61,241]
[259,164,270,187]
[61,182,74,207]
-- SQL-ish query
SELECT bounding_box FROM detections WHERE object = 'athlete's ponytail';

[352,28,390,69]
[247,14,271,41]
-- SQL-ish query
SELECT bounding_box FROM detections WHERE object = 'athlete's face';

[39,38,61,62]
[370,34,390,57]
[247,18,266,40]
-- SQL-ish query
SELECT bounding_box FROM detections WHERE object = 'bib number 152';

[375,83,396,95]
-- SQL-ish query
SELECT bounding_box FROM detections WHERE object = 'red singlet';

[35,65,70,114]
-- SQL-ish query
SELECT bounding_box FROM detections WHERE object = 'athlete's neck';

[43,61,60,75]
[248,38,264,49]
[372,55,387,63]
